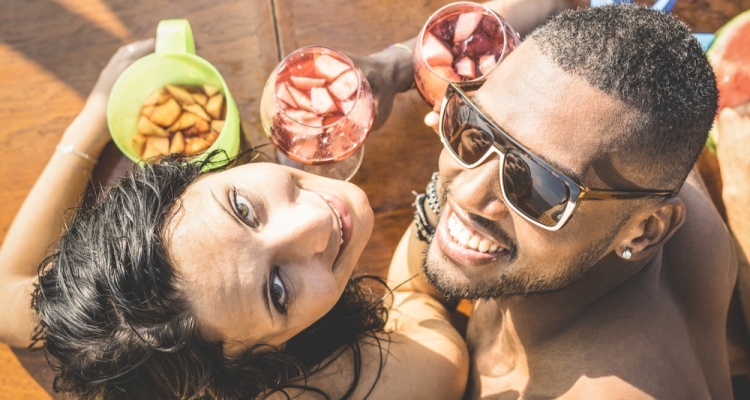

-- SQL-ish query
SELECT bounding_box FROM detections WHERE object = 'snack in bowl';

[133,84,225,159]
[107,19,241,165]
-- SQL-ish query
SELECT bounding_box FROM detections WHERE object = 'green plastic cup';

[107,19,240,164]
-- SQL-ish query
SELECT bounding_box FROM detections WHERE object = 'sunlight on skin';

[51,0,130,40]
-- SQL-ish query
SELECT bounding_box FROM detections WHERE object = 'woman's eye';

[270,268,288,314]
[232,188,257,226]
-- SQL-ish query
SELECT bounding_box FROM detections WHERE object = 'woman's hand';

[61,39,155,153]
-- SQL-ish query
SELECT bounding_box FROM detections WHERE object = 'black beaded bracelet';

[426,172,440,216]
[412,172,441,244]
[413,193,435,243]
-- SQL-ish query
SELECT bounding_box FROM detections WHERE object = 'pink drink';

[260,47,374,165]
[414,2,519,106]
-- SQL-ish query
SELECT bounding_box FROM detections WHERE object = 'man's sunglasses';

[438,81,677,231]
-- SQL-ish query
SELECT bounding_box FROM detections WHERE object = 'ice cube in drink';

[260,48,374,165]
[414,2,519,106]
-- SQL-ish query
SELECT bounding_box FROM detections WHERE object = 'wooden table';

[0,0,747,398]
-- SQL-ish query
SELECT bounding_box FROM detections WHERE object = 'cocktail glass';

[414,1,520,107]
[260,46,374,181]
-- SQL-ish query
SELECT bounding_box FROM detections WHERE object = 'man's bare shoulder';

[662,177,737,316]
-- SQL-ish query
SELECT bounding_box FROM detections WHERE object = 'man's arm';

[0,40,154,347]
[484,0,574,38]
[388,219,454,303]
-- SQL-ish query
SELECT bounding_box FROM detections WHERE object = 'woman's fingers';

[89,38,155,101]
[109,38,156,73]
[118,38,156,60]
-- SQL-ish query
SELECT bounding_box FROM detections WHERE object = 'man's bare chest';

[464,308,716,400]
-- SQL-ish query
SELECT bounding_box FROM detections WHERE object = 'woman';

[0,40,467,399]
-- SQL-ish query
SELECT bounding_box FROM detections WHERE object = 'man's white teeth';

[448,213,502,253]
[327,200,344,245]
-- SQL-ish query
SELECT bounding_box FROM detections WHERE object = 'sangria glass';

[260,46,374,181]
[414,1,520,107]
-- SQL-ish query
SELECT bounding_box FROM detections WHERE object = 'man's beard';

[421,232,615,300]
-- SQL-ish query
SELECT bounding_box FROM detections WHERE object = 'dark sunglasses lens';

[502,150,570,227]
[443,92,494,166]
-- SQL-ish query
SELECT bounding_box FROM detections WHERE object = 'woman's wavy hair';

[30,151,389,399]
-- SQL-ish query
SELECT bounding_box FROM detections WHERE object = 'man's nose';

[442,150,511,220]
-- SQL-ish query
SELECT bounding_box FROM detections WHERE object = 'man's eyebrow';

[535,152,586,184]
[210,188,244,228]
[472,94,586,184]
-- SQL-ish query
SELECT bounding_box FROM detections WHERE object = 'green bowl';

[107,19,240,164]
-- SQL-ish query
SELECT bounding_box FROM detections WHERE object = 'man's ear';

[616,197,686,261]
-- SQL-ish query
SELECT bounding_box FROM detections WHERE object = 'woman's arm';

[0,40,154,347]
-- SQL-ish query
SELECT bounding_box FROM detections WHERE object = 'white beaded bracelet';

[56,144,97,165]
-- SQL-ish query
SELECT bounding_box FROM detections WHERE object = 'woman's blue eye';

[270,268,287,314]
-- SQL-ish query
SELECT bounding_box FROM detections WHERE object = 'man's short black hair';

[529,5,718,189]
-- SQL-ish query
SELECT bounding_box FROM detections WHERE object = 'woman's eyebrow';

[209,187,275,327]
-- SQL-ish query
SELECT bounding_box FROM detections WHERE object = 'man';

[389,5,736,399]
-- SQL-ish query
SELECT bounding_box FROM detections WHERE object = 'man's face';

[425,41,638,300]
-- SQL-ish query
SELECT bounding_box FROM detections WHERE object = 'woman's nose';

[278,201,333,256]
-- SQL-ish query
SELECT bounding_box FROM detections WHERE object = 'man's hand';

[348,40,415,131]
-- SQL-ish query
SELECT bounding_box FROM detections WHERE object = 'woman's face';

[165,163,374,353]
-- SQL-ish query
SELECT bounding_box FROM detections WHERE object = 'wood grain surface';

[1,0,748,398]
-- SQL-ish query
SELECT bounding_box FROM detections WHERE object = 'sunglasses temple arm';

[583,190,677,201]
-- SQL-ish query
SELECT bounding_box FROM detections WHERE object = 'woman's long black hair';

[30,151,389,399]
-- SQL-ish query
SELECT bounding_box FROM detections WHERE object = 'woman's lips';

[317,192,353,271]
[435,206,510,266]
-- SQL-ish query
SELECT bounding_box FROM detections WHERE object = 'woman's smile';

[317,191,355,271]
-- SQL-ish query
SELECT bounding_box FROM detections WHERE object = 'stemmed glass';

[413,1,520,107]
[260,46,374,181]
